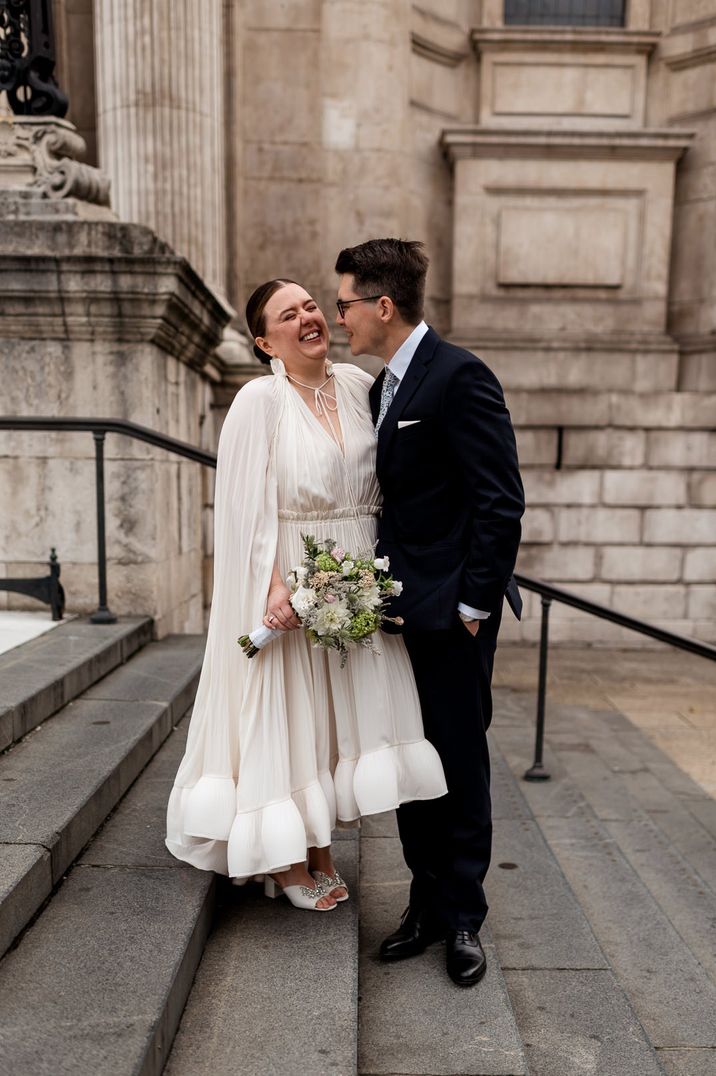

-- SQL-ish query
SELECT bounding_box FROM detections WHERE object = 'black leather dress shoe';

[379,906,446,961]
[446,930,487,987]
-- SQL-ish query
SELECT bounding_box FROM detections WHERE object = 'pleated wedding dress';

[166,358,447,880]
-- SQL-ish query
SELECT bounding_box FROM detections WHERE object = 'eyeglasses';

[336,295,383,319]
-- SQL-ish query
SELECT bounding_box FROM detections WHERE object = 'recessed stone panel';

[497,204,627,287]
[492,61,635,121]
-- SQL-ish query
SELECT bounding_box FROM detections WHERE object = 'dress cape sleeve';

[171,375,281,823]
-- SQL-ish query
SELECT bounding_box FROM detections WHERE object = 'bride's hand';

[264,582,301,631]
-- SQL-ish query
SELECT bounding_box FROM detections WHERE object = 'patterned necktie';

[375,368,399,434]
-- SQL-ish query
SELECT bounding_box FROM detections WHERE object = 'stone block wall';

[504,389,716,646]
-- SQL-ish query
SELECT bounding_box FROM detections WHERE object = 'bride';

[166,279,447,911]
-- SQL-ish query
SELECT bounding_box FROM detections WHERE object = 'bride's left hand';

[264,581,301,631]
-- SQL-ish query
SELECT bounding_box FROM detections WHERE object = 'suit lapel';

[376,326,439,474]
[369,368,384,425]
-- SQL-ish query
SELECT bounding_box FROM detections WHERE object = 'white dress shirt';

[385,322,489,622]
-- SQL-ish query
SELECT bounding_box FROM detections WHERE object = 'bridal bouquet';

[238,535,403,667]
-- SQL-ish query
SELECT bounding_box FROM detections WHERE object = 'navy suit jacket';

[370,326,524,632]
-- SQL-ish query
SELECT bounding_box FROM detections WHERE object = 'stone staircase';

[0,622,714,1075]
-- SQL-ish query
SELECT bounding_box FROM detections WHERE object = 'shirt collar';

[386,320,428,382]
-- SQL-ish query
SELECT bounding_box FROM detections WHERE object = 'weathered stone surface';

[0,636,203,955]
[0,866,214,1076]
[166,838,359,1076]
[0,844,52,960]
[504,969,665,1076]
[0,616,152,747]
[358,824,527,1076]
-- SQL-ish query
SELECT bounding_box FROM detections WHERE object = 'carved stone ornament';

[0,114,110,204]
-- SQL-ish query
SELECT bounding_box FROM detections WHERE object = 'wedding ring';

[268,614,275,623]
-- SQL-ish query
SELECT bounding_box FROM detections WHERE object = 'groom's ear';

[377,296,395,323]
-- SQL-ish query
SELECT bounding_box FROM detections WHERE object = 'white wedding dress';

[166,359,446,880]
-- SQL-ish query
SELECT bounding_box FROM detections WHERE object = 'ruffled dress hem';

[165,738,447,880]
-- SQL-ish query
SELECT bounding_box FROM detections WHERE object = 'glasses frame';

[336,294,384,319]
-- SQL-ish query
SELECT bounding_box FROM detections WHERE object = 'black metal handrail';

[2,416,714,786]
[0,417,217,623]
[513,573,716,782]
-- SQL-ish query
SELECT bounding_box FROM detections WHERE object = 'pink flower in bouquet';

[331,545,345,562]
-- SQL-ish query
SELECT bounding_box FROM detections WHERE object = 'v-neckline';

[289,377,345,458]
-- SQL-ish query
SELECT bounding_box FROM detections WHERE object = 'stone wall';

[0,196,230,637]
[36,0,716,643]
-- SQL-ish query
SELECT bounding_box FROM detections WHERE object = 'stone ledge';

[472,27,662,54]
[0,221,234,369]
[441,127,695,162]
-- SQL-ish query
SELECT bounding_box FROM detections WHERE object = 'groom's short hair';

[335,238,428,325]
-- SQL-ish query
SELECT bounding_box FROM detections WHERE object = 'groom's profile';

[335,238,524,986]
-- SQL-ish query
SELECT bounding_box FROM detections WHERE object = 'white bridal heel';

[311,869,349,902]
[264,874,336,911]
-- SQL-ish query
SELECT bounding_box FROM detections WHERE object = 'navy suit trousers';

[397,602,502,932]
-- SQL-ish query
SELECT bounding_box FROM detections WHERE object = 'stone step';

[0,633,204,958]
[358,811,528,1076]
[0,615,153,751]
[492,693,716,1069]
[165,828,360,1076]
[488,744,666,1076]
[0,715,216,1076]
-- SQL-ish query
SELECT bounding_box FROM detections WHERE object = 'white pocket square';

[398,419,421,429]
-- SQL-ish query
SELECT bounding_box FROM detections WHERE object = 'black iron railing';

[0,417,217,623]
[2,416,714,785]
[0,545,64,618]
[514,574,716,782]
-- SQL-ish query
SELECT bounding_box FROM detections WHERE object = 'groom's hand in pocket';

[462,619,480,637]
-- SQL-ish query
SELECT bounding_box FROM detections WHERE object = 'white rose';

[341,560,355,576]
[373,557,389,571]
[312,600,351,636]
[391,580,403,596]
[290,585,317,617]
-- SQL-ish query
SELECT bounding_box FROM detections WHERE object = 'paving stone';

[358,863,527,1075]
[83,634,204,723]
[0,636,203,956]
[503,969,665,1076]
[0,843,51,958]
[361,810,399,838]
[488,818,606,971]
[165,837,359,1076]
[605,814,716,983]
[0,617,153,745]
[80,719,189,869]
[0,697,171,880]
[657,1048,716,1076]
[0,706,11,752]
[539,811,716,1048]
[0,865,214,1076]
[491,746,532,822]
[361,834,411,886]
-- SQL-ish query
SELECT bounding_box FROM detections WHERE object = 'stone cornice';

[0,221,233,370]
[660,23,716,70]
[440,127,695,163]
[471,27,661,55]
[411,5,469,67]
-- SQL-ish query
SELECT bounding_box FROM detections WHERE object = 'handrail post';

[89,430,117,624]
[524,595,552,781]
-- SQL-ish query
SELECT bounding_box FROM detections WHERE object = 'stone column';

[93,0,227,297]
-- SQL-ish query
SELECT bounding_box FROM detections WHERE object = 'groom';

[335,238,524,987]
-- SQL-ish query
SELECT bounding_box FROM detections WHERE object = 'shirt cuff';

[458,602,490,621]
